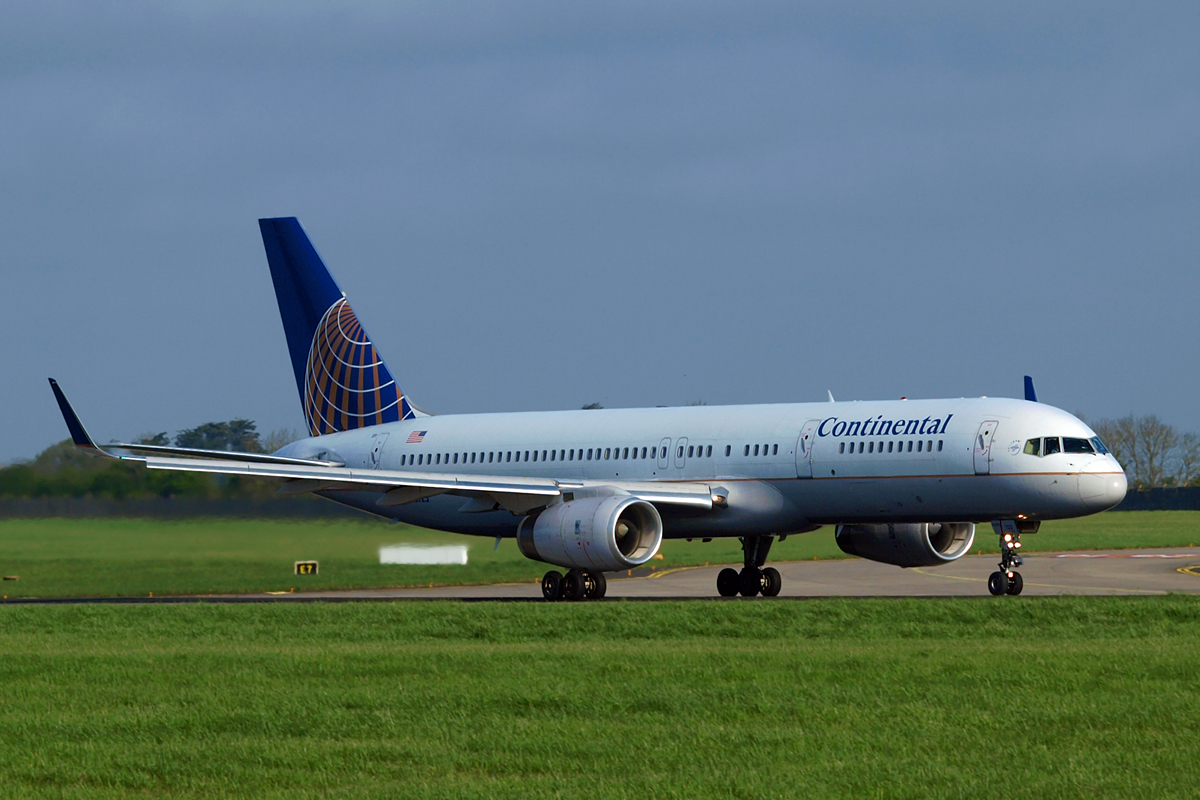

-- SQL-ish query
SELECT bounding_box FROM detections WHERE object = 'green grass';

[0,511,1197,598]
[1,598,1199,798]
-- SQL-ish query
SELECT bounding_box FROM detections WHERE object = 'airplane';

[49,217,1129,600]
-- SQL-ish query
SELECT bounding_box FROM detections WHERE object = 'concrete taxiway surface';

[257,548,1200,601]
[7,549,1199,603]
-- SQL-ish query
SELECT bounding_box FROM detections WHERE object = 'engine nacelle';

[517,496,663,572]
[835,522,975,568]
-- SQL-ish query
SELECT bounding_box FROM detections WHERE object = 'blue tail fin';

[259,217,417,436]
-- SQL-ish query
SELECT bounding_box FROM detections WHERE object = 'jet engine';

[517,496,663,572]
[835,522,975,568]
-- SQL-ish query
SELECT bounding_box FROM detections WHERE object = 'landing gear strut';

[716,535,782,597]
[988,526,1025,596]
[541,569,607,601]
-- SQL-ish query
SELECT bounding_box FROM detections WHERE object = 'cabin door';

[369,432,390,469]
[973,421,998,475]
[795,419,821,478]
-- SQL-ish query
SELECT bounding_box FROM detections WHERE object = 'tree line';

[1087,415,1199,489]
[0,420,297,500]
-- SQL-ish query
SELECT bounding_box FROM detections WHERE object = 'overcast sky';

[2,1,1197,463]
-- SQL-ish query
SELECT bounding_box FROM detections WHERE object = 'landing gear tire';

[562,568,587,601]
[541,570,563,601]
[989,523,1027,596]
[761,567,782,597]
[585,570,607,599]
[717,568,740,597]
[739,567,762,597]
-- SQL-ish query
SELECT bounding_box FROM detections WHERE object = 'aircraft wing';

[49,379,716,516]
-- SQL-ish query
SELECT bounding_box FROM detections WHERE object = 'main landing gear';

[988,526,1025,596]
[716,535,782,598]
[542,568,607,601]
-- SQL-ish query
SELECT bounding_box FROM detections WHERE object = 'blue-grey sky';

[3,1,1198,463]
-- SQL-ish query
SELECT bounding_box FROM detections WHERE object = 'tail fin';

[259,217,418,436]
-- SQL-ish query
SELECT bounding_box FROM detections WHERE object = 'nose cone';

[1078,457,1127,512]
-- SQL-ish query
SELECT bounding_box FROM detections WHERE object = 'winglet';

[1023,375,1038,403]
[48,379,102,452]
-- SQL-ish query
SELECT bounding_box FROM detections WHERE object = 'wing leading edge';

[48,379,716,516]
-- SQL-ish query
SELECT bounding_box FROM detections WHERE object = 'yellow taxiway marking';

[643,566,703,580]
[910,567,1167,595]
[1176,565,1200,578]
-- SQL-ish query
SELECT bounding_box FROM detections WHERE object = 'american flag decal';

[407,431,427,443]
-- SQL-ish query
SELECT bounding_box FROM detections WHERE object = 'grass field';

[0,510,1197,598]
[1,598,1198,798]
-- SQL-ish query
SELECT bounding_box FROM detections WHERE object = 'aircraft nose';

[1078,457,1127,511]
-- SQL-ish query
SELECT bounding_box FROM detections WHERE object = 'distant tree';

[260,428,299,454]
[175,419,262,452]
[581,403,604,410]
[1090,414,1197,488]
[689,399,707,406]
[136,432,170,446]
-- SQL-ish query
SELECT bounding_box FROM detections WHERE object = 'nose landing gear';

[716,535,782,597]
[988,521,1027,596]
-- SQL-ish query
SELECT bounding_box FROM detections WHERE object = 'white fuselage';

[277,396,1127,539]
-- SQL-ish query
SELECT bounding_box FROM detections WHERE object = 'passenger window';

[650,447,656,459]
[706,445,712,457]
[587,449,593,460]
[686,445,693,458]
[744,445,750,456]
[560,450,565,461]
[926,440,932,452]
[641,447,648,459]
[604,448,610,460]
[907,441,913,452]
[887,442,893,453]
[725,445,731,457]
[753,445,760,456]
[622,447,629,459]
[1044,437,1061,455]
[937,440,943,452]
[917,441,922,452]
[1063,437,1095,454]
[677,446,684,458]
[772,444,777,455]
[840,442,845,454]
[868,442,874,453]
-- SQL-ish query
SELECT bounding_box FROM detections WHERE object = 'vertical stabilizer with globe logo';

[259,217,420,437]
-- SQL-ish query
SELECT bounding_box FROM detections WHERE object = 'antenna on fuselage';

[1024,375,1038,402]
[827,390,835,403]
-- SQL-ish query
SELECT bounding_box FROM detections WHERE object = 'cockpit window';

[1063,437,1095,454]
[1023,438,1041,456]
[1043,437,1061,455]
[1090,437,1109,455]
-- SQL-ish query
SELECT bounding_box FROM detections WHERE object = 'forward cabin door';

[795,419,821,478]
[973,421,998,475]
